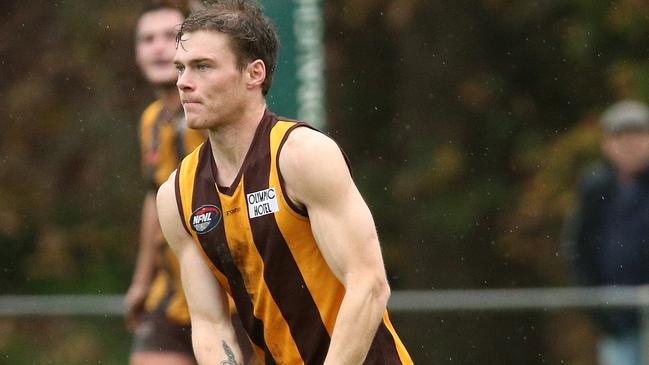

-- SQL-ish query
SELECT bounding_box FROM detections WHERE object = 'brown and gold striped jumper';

[175,110,413,364]
[140,100,205,324]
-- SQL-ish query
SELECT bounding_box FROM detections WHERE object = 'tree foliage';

[325,0,649,362]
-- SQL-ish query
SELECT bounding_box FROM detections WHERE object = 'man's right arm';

[124,190,161,329]
[157,173,244,365]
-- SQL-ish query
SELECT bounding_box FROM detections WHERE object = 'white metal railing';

[389,286,649,311]
[3,287,649,363]
[0,294,124,316]
[4,287,649,317]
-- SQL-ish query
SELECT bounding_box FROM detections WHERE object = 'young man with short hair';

[157,1,413,364]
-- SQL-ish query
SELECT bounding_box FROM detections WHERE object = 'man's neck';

[208,102,267,186]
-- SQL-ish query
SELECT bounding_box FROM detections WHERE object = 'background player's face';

[135,8,184,87]
[174,30,251,129]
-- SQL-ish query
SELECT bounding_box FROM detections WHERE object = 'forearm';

[192,319,244,365]
[324,277,391,365]
[131,192,161,286]
[131,242,157,286]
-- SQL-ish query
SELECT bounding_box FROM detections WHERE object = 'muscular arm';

[125,191,163,329]
[280,128,391,365]
[157,174,244,365]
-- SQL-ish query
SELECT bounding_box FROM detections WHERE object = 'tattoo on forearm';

[220,340,241,365]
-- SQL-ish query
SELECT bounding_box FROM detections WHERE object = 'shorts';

[131,309,193,355]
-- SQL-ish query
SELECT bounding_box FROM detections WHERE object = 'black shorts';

[131,309,193,355]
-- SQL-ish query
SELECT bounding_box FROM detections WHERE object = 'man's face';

[174,30,250,129]
[135,9,184,87]
[602,130,649,175]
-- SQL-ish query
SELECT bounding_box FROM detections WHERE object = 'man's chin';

[186,119,205,130]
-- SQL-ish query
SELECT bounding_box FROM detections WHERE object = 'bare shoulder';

[281,127,345,171]
[280,127,353,207]
[156,171,177,213]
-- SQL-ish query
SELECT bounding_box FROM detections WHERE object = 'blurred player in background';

[126,2,204,364]
[127,2,257,364]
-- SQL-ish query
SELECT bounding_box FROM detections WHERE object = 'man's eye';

[137,35,154,44]
[176,65,185,73]
[197,64,209,71]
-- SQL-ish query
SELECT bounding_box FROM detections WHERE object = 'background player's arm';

[280,128,391,365]
[157,174,244,365]
[125,190,163,329]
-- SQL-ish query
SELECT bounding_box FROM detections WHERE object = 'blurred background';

[3,0,649,363]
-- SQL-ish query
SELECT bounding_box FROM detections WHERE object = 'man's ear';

[246,59,266,90]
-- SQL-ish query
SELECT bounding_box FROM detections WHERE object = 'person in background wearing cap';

[564,100,649,365]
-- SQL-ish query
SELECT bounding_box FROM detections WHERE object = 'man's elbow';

[358,273,390,310]
[373,275,391,309]
[345,269,391,309]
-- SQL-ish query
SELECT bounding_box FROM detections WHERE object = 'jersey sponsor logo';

[190,205,222,234]
[246,187,280,218]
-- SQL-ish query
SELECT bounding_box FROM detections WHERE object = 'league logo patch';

[190,205,222,234]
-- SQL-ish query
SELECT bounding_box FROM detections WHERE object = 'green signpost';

[263,0,325,129]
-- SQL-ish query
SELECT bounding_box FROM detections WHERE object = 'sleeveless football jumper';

[175,110,413,364]
[140,100,205,324]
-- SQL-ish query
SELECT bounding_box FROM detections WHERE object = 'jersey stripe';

[219,181,304,364]
[273,122,310,217]
[269,122,346,337]
[191,143,273,360]
[364,322,402,364]
[177,147,232,293]
[243,118,330,363]
[175,163,191,235]
[382,312,413,364]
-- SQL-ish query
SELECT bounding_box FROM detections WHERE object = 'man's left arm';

[280,128,391,365]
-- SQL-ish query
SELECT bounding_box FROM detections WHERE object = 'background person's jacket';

[564,161,649,335]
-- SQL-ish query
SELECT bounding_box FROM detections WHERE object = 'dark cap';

[601,100,649,134]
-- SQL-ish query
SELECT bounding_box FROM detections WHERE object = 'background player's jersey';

[139,100,205,324]
[140,100,205,189]
[174,110,413,364]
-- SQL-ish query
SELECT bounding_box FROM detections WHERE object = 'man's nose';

[177,70,192,90]
[153,35,174,52]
